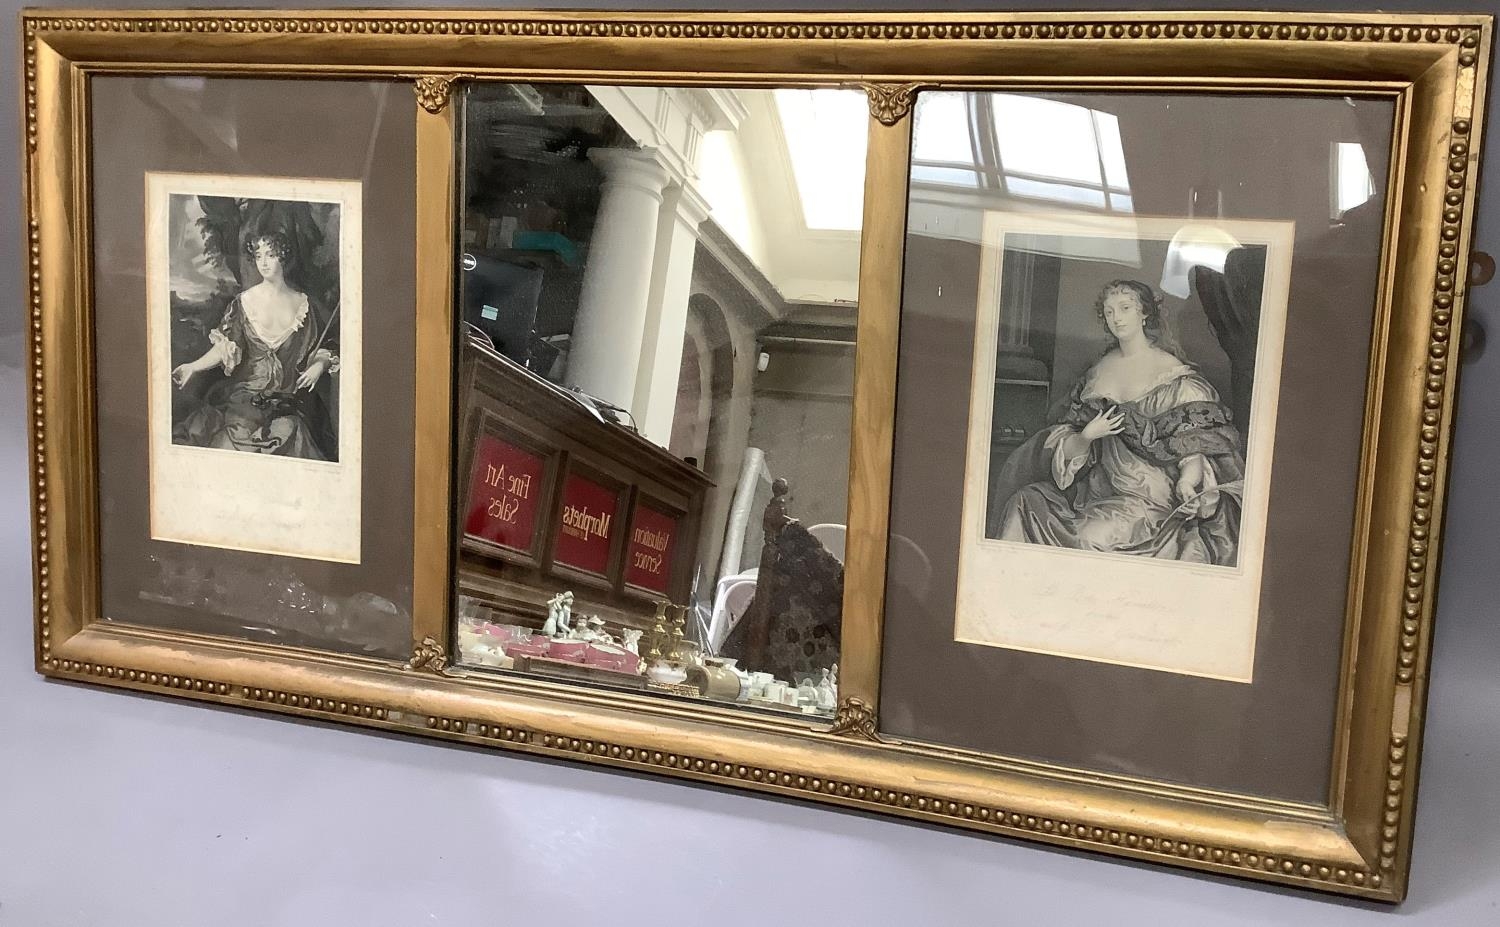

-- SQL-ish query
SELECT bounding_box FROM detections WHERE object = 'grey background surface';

[2,2,1497,924]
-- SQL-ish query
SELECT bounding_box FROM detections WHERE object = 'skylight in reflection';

[910,92,1133,212]
[912,91,980,165]
[773,88,868,232]
[1333,142,1377,217]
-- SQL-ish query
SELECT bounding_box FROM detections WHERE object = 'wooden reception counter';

[455,336,714,630]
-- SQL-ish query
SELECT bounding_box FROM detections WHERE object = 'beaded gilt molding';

[21,9,1491,903]
[12,12,1490,55]
[39,652,1390,892]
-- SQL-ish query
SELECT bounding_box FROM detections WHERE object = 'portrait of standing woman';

[168,195,342,463]
[988,279,1246,567]
[148,174,362,563]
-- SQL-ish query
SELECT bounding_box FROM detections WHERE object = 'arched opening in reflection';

[668,327,709,465]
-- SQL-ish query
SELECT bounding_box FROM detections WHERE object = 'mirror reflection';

[450,83,866,717]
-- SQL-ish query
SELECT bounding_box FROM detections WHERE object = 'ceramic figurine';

[541,590,574,638]
[621,628,643,656]
[565,616,591,642]
[817,664,838,711]
[797,679,818,707]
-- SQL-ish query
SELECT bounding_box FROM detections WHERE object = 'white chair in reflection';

[806,523,846,565]
[708,574,758,653]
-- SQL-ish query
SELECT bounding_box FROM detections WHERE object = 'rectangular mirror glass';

[449,82,866,718]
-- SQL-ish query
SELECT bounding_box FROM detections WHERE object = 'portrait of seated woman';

[171,230,340,462]
[986,279,1245,567]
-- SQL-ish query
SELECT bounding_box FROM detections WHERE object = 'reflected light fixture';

[1160,224,1241,299]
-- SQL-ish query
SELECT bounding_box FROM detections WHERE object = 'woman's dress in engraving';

[990,364,1245,566]
[174,291,338,460]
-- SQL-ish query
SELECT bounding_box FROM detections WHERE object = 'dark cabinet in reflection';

[455,334,713,632]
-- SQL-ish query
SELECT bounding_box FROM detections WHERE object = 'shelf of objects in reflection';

[456,592,838,716]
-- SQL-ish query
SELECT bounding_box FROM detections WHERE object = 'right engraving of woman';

[988,280,1245,566]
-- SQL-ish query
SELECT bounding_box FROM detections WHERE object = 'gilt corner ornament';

[411,74,464,114]
[862,82,922,127]
[828,697,880,741]
[405,636,449,673]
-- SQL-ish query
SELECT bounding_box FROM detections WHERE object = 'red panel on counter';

[463,433,546,553]
[553,472,619,575]
[625,504,679,593]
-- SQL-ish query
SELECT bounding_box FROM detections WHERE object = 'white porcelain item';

[646,662,689,686]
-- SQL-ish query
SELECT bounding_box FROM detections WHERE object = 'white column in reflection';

[566,148,671,414]
[634,182,713,446]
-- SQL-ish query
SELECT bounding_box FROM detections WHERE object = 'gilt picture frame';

[21,9,1492,903]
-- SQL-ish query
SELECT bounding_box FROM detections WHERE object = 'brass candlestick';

[644,600,670,667]
[668,603,686,660]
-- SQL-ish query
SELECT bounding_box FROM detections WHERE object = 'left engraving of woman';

[988,280,1244,566]
[171,231,339,460]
